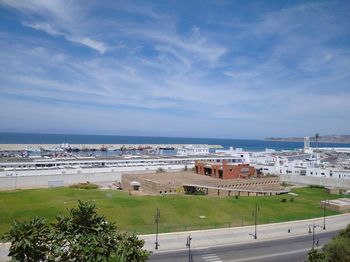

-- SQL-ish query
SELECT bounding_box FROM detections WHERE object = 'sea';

[1,132,350,152]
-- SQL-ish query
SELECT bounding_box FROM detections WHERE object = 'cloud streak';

[0,1,349,138]
[1,0,108,54]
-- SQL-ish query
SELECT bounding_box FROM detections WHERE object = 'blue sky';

[0,0,349,139]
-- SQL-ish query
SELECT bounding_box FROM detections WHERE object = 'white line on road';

[202,253,223,262]
[203,255,217,259]
[226,247,321,262]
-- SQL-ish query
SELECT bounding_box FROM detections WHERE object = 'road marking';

[226,247,322,262]
[202,253,223,262]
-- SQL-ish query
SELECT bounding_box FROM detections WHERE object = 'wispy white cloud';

[70,37,107,54]
[22,21,108,54]
[23,21,63,36]
[0,1,349,138]
[1,0,108,54]
[128,27,227,63]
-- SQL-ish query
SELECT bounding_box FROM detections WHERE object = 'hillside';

[265,135,350,144]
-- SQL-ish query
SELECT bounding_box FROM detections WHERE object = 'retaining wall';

[0,172,122,190]
[280,174,350,189]
[0,164,189,190]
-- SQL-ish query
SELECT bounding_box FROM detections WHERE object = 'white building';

[215,147,251,163]
[304,137,313,153]
[257,154,350,180]
[0,154,245,178]
[176,145,209,156]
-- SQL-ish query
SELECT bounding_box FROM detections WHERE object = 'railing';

[120,212,337,235]
[124,221,252,235]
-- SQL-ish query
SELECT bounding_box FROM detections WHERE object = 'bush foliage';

[307,224,350,262]
[69,183,99,189]
[3,201,150,262]
[309,185,325,189]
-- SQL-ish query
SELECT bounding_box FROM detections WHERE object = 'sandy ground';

[123,171,219,187]
[122,172,280,190]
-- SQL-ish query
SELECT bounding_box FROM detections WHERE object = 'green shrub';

[69,183,98,189]
[309,185,325,189]
[192,189,206,195]
[185,188,205,195]
[2,201,150,261]
[306,224,350,262]
[281,198,287,202]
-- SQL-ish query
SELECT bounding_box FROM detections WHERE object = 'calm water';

[0,132,350,151]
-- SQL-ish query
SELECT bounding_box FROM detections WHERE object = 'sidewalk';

[1,214,349,261]
[140,213,350,253]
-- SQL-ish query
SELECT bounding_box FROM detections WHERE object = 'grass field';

[0,187,347,236]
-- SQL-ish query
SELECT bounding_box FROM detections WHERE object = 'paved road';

[149,230,339,262]
[0,244,8,262]
[140,214,350,252]
[1,214,349,261]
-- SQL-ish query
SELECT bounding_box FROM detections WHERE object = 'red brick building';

[195,160,256,179]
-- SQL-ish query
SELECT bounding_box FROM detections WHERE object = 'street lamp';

[311,223,321,249]
[155,208,160,249]
[15,173,18,189]
[249,203,260,239]
[186,234,193,262]
[323,200,329,230]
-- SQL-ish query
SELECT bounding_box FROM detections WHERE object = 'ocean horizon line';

[0,131,266,142]
[1,132,350,153]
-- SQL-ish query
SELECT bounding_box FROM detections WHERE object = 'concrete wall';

[0,172,122,190]
[0,164,189,190]
[205,188,277,197]
[280,174,350,189]
[0,164,191,177]
[212,177,281,190]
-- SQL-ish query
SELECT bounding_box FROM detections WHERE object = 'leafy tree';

[116,233,150,261]
[3,201,150,262]
[156,167,165,173]
[4,217,51,262]
[51,201,121,261]
[306,224,350,262]
[339,224,350,238]
[322,224,350,262]
[323,237,350,262]
[307,248,325,262]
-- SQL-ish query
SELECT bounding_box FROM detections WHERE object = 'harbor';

[0,143,223,158]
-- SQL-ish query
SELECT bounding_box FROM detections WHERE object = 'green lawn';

[0,187,347,236]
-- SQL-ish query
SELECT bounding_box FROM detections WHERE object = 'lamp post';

[311,223,321,249]
[15,174,18,189]
[186,234,193,262]
[323,200,328,230]
[250,203,260,239]
[155,208,160,249]
[253,204,260,239]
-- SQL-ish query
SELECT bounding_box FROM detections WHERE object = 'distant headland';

[265,135,350,144]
